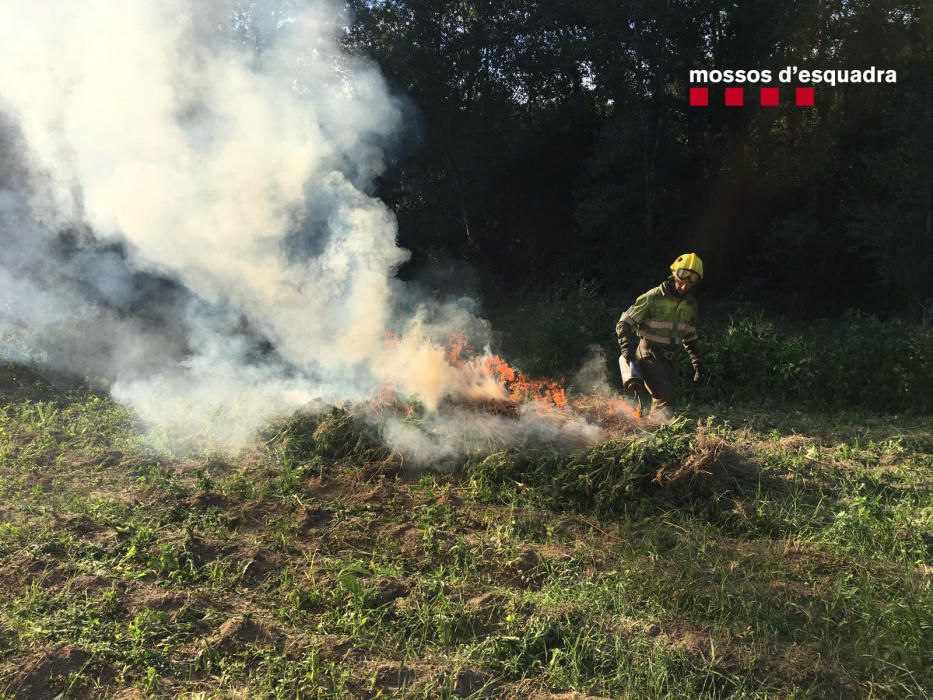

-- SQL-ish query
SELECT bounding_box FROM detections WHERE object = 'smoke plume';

[0,0,607,457]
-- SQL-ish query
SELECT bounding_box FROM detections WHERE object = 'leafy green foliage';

[469,419,697,515]
[264,406,390,470]
[697,311,933,412]
[485,281,617,379]
[345,0,933,311]
[483,288,933,413]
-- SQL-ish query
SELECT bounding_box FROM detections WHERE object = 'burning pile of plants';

[342,330,653,464]
[259,325,754,515]
[263,402,754,520]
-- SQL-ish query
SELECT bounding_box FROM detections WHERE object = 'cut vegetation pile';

[0,363,930,698]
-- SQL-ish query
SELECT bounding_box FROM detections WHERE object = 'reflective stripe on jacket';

[616,281,699,348]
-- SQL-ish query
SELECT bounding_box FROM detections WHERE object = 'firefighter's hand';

[693,364,709,386]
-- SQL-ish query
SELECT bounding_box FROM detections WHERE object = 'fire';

[480,354,515,383]
[510,374,569,408]
[594,396,642,421]
[451,335,568,410]
[372,386,399,407]
[369,328,641,436]
[374,328,639,422]
[447,331,472,366]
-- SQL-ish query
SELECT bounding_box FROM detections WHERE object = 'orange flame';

[480,354,516,384]
[447,331,473,367]
[510,375,569,408]
[458,341,568,411]
[601,396,642,421]
[372,386,399,407]
[371,329,639,427]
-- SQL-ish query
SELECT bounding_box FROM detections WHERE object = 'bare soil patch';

[12,646,95,698]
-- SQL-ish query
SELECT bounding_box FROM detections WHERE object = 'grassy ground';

[0,363,930,698]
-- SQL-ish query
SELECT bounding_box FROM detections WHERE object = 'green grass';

[0,364,930,698]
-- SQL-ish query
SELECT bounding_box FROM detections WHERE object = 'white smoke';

[379,404,604,468]
[0,0,606,457]
[572,345,615,397]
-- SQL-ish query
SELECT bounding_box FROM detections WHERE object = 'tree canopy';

[344,0,932,315]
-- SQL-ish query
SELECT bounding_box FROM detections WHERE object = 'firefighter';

[615,253,708,421]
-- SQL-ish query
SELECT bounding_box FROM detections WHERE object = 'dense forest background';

[342,0,932,317]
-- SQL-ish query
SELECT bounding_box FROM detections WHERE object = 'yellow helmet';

[670,252,703,284]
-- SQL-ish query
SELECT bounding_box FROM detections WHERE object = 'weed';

[0,365,930,697]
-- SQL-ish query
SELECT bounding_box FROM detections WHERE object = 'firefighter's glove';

[693,364,709,387]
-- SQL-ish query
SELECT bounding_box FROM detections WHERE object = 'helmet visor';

[674,268,700,285]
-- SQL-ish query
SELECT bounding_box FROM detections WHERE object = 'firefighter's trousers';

[636,340,680,421]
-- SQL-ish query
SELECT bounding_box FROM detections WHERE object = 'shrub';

[265,407,389,467]
[468,419,698,516]
[484,281,617,379]
[696,310,932,412]
[487,286,932,412]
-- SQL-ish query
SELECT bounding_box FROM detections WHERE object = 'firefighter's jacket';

[616,279,702,368]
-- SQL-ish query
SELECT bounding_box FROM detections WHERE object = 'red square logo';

[725,87,744,106]
[796,87,815,106]
[760,87,779,106]
[689,87,708,106]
